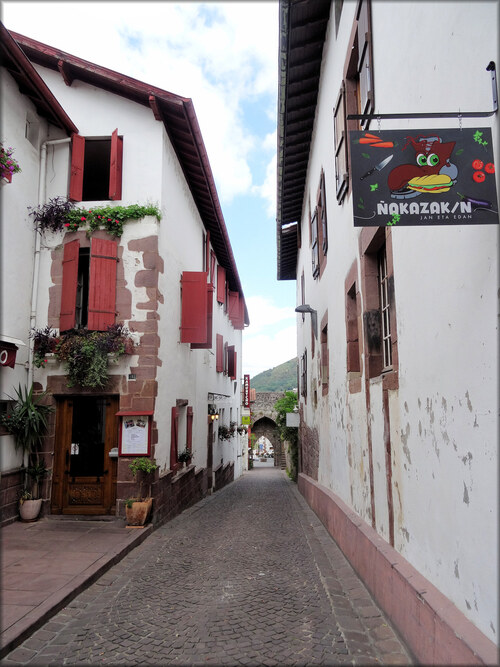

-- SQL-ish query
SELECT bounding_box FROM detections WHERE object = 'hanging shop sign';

[350,127,498,226]
[243,374,250,408]
[116,410,153,456]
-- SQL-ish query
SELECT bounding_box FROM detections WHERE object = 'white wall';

[0,66,66,471]
[295,0,498,642]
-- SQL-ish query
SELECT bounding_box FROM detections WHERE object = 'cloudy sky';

[2,1,298,378]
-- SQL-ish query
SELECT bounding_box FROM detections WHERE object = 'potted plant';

[125,457,158,526]
[177,448,192,468]
[0,384,53,521]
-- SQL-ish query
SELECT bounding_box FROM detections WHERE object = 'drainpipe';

[28,137,72,387]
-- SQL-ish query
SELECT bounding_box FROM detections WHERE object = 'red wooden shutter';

[186,406,193,453]
[69,134,85,202]
[210,251,216,287]
[87,238,118,331]
[217,266,226,304]
[191,285,213,350]
[234,298,245,330]
[216,334,223,372]
[228,290,239,325]
[224,341,228,374]
[109,129,123,201]
[227,345,236,379]
[60,239,80,331]
[170,406,179,469]
[180,271,208,343]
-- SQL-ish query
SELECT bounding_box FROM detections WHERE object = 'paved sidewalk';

[1,515,152,658]
[2,468,413,665]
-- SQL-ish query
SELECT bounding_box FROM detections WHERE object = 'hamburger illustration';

[388,135,457,199]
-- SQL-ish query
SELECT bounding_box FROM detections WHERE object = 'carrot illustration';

[364,133,381,139]
[359,137,381,144]
[372,141,394,148]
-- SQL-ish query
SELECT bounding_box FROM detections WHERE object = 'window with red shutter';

[231,350,237,381]
[87,238,118,331]
[180,271,209,344]
[170,406,179,469]
[217,265,226,304]
[186,406,193,453]
[191,286,214,350]
[224,341,228,374]
[69,130,123,202]
[60,239,80,331]
[216,334,224,372]
[227,345,236,379]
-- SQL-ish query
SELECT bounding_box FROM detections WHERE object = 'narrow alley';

[2,468,412,666]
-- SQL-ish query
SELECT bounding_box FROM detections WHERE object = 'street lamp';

[295,304,317,338]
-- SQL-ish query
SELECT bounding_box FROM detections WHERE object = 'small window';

[83,139,111,201]
[320,323,329,393]
[69,129,123,202]
[346,283,360,373]
[311,208,319,278]
[75,248,90,328]
[378,245,392,370]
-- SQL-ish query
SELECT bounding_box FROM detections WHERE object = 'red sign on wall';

[0,343,18,368]
[243,374,250,408]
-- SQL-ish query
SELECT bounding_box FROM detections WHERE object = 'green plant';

[129,457,158,500]
[0,384,53,499]
[0,143,21,178]
[28,198,161,237]
[32,325,134,387]
[218,423,235,441]
[28,197,75,234]
[274,391,299,482]
[26,459,49,500]
[0,384,53,456]
[178,448,192,463]
[19,489,33,504]
[125,497,137,509]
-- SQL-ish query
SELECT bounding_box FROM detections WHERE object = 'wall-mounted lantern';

[295,304,317,338]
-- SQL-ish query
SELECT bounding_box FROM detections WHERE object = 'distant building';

[277,1,498,663]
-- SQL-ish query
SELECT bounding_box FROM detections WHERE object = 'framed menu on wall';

[116,411,153,456]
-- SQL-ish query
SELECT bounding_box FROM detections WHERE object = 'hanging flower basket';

[0,144,21,183]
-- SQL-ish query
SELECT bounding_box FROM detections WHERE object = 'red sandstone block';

[129,321,158,334]
[128,236,158,253]
[131,397,154,412]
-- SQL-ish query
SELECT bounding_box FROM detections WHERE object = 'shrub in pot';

[125,457,158,526]
[0,384,53,521]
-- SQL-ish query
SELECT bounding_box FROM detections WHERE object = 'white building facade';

[277,1,498,663]
[1,27,248,526]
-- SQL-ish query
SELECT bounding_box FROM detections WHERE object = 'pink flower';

[88,210,92,213]
[115,220,119,224]
[81,216,86,221]
[107,218,111,221]
[65,223,70,227]
[98,215,101,219]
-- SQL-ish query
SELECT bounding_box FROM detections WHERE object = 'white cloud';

[243,324,297,378]
[244,295,295,335]
[2,1,279,205]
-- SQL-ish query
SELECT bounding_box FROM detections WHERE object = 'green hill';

[250,358,298,392]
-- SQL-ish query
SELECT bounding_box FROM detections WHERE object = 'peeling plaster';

[463,482,470,505]
[465,391,473,412]
[401,423,411,464]
[454,560,460,579]
[401,527,410,542]
[461,452,473,467]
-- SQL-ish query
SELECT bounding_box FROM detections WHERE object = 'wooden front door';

[52,396,118,515]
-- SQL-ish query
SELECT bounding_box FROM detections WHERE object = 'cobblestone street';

[2,468,413,665]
